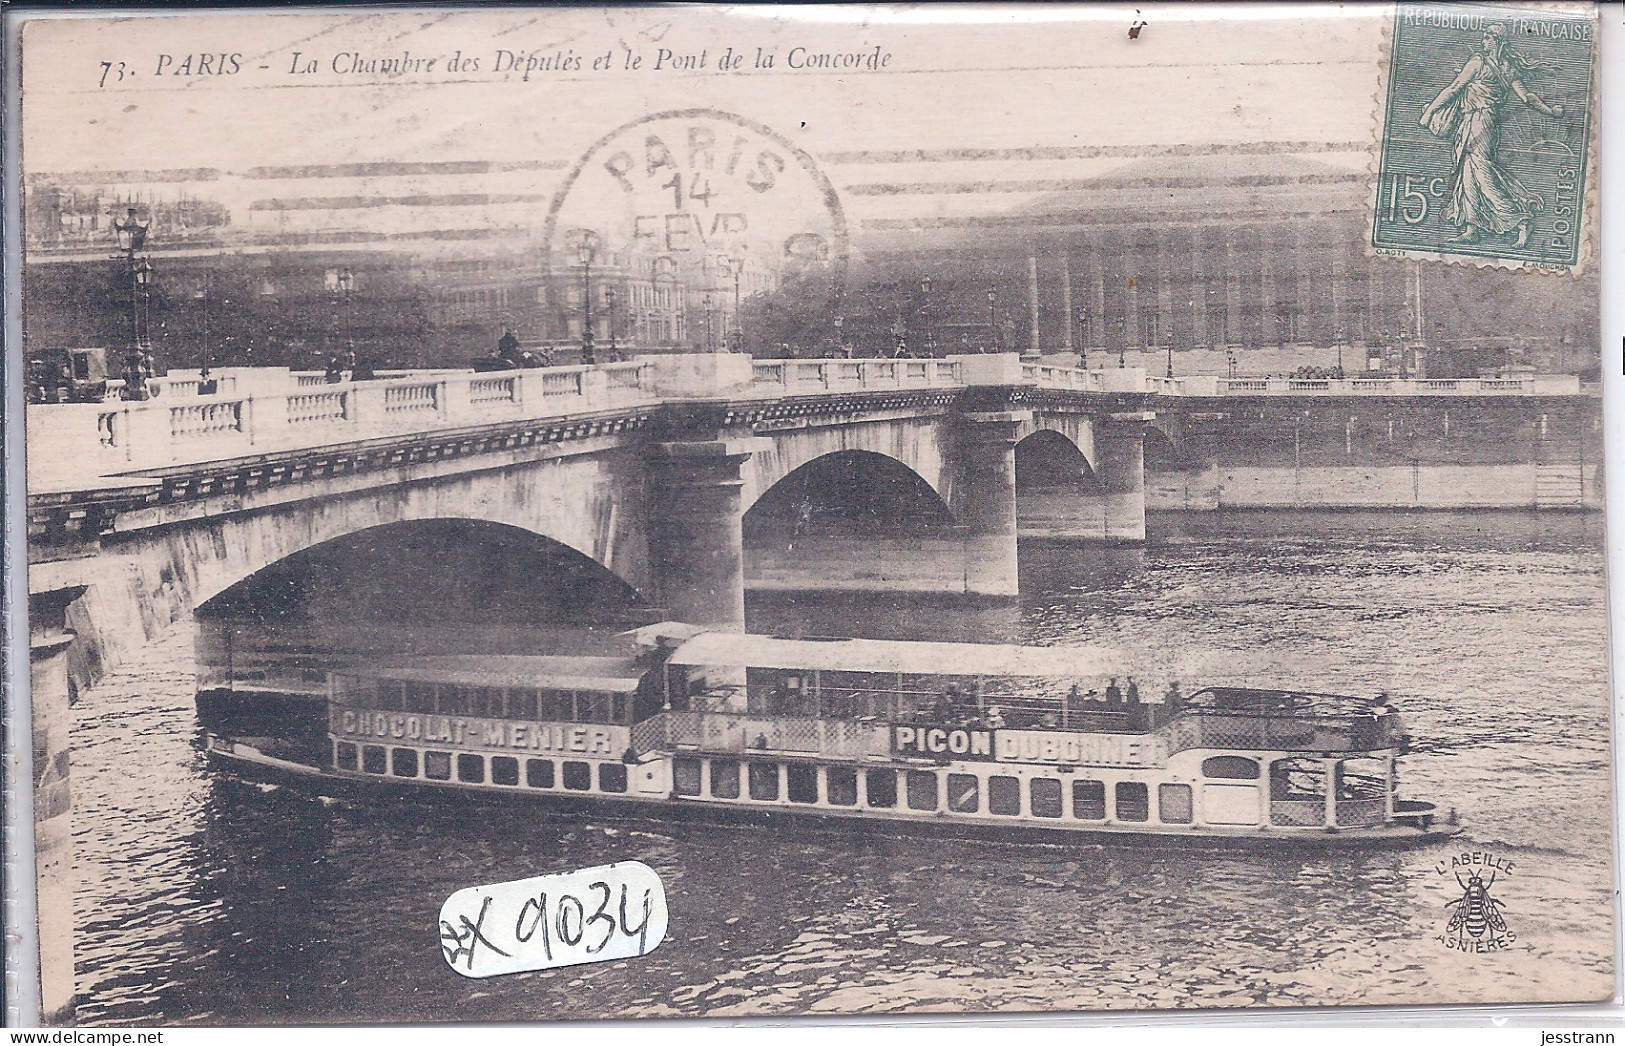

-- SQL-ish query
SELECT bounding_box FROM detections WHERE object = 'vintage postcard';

[7,2,1614,1028]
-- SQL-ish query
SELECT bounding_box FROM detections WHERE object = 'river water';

[69,511,1615,1024]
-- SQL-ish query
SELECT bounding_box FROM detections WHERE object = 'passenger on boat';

[984,705,1006,730]
[1125,678,1141,704]
[1164,681,1183,713]
[1104,678,1123,708]
[933,689,957,723]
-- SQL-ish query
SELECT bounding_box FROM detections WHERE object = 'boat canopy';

[665,632,1128,679]
[342,655,645,693]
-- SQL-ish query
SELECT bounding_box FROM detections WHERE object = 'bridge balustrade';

[70,363,656,476]
[750,358,963,393]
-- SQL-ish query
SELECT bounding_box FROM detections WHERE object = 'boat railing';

[1161,710,1400,755]
[631,711,891,760]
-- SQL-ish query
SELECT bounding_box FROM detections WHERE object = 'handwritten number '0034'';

[513,884,656,960]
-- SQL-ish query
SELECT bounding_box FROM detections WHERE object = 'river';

[69,510,1615,1024]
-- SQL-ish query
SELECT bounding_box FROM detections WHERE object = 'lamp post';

[703,292,714,352]
[113,207,152,400]
[1166,339,1174,379]
[606,287,618,361]
[337,268,355,362]
[833,314,846,357]
[726,256,744,353]
[575,238,597,365]
[1077,306,1090,368]
[985,287,996,353]
[920,275,936,357]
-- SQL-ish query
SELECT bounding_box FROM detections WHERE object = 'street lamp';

[726,256,744,353]
[1077,305,1090,369]
[606,287,618,361]
[113,207,152,400]
[703,292,715,352]
[985,287,996,353]
[577,237,597,365]
[920,275,936,358]
[1166,338,1174,379]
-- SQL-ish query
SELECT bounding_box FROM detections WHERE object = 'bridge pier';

[648,438,771,629]
[1093,414,1150,543]
[954,413,1024,597]
[28,585,84,1026]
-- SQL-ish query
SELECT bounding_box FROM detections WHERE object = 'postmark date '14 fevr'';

[1372,4,1594,272]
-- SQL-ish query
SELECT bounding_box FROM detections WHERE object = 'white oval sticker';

[437,861,668,979]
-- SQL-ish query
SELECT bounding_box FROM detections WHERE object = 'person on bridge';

[497,328,521,364]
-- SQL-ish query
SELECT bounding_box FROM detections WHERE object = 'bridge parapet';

[1194,374,1583,397]
[35,361,656,486]
[751,357,963,393]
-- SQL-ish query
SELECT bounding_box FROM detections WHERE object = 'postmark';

[543,108,849,353]
[1370,3,1595,273]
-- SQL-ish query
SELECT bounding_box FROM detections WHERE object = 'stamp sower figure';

[1419,23,1564,249]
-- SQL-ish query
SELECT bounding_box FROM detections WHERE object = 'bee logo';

[1444,868,1508,942]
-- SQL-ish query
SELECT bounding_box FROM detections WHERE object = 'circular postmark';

[543,108,848,352]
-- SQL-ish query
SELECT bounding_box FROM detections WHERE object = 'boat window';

[748,762,780,801]
[673,758,702,796]
[1030,778,1063,818]
[826,767,858,807]
[477,687,507,718]
[787,765,818,804]
[457,753,485,784]
[1202,756,1260,780]
[1159,783,1193,824]
[539,690,573,721]
[424,751,452,781]
[947,773,980,813]
[710,760,741,799]
[562,761,592,791]
[1115,782,1150,822]
[579,692,612,724]
[391,748,418,778]
[599,763,628,794]
[865,770,897,808]
[335,742,358,771]
[906,770,939,811]
[405,681,437,714]
[526,759,554,788]
[491,756,520,786]
[988,776,1021,816]
[361,745,387,775]
[510,689,539,720]
[1072,779,1106,820]
[374,681,404,712]
[439,686,470,716]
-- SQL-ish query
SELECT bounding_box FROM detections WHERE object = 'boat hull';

[204,739,1462,850]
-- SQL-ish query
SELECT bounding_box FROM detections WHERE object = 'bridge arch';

[741,416,953,514]
[1015,429,1097,489]
[197,519,646,626]
[742,449,954,538]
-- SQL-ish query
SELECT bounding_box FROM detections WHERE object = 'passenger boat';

[200,624,1460,846]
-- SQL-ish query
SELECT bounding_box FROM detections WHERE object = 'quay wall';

[1148,396,1602,511]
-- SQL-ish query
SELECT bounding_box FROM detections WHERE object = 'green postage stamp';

[1371,3,1596,273]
